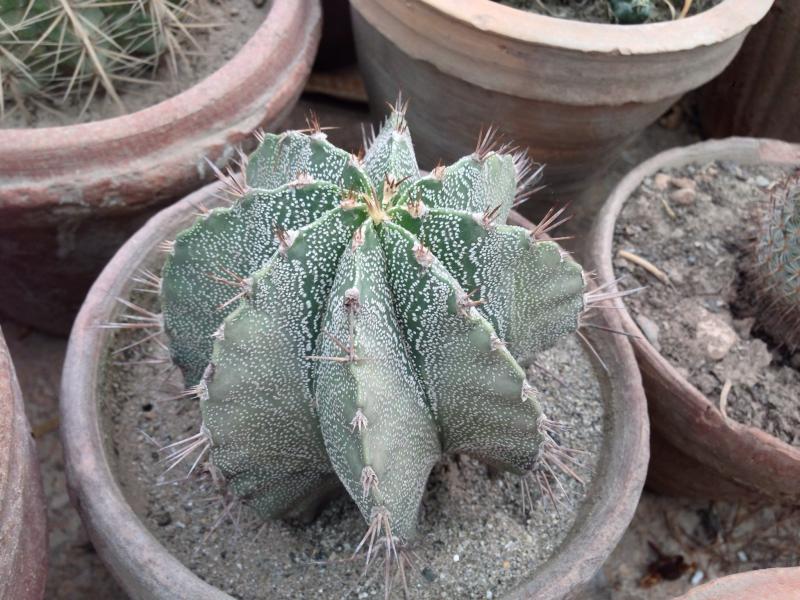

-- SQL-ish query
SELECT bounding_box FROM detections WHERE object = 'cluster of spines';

[0,0,208,118]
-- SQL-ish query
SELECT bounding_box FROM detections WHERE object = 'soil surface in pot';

[102,287,606,599]
[2,0,266,129]
[493,0,721,24]
[613,160,799,445]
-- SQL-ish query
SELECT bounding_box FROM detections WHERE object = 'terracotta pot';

[697,0,800,143]
[315,0,356,70]
[61,179,649,600]
[0,0,321,336]
[349,0,772,215]
[587,137,800,501]
[677,567,800,600]
[0,326,48,600]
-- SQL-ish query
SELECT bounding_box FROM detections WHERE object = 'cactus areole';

[159,103,589,553]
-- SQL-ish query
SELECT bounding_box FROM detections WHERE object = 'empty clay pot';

[61,179,649,600]
[0,0,321,335]
[587,137,800,502]
[349,0,772,214]
[0,326,48,600]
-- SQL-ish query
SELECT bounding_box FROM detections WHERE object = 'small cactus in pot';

[0,0,205,116]
[744,171,800,353]
[119,101,617,590]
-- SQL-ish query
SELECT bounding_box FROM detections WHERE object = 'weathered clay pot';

[349,0,772,215]
[698,0,800,143]
[587,137,800,501]
[0,326,48,600]
[61,179,649,600]
[0,0,321,335]
[677,567,800,600]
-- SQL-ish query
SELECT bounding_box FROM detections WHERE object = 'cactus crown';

[0,0,204,117]
[157,104,590,565]
[746,171,800,352]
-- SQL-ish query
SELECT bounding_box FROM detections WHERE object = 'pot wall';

[350,0,771,214]
[0,327,48,600]
[0,0,321,335]
[698,0,800,142]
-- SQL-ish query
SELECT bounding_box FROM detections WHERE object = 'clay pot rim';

[383,0,769,55]
[588,137,800,486]
[61,181,649,599]
[676,566,800,599]
[0,0,319,212]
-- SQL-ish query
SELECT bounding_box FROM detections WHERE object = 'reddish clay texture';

[0,327,48,600]
[350,0,772,212]
[588,137,800,502]
[677,567,800,600]
[0,0,321,335]
[61,181,648,600]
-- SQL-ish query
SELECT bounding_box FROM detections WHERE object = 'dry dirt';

[614,161,800,445]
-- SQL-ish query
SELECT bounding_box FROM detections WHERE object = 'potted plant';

[0,326,48,600]
[697,0,799,143]
[0,0,321,335]
[61,108,648,599]
[677,567,800,600]
[587,137,800,501]
[348,0,772,214]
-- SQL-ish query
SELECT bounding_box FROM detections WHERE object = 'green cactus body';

[746,172,800,352]
[160,107,587,544]
[608,0,651,23]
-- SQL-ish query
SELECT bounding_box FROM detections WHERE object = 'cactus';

[149,104,611,582]
[0,0,205,117]
[608,0,651,23]
[745,171,800,352]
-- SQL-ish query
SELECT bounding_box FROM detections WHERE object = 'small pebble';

[670,188,696,205]
[755,175,770,188]
[453,554,460,562]
[696,314,738,360]
[691,570,705,585]
[486,592,494,599]
[737,550,749,562]
[635,314,660,350]
[654,173,671,190]
[672,177,696,191]
[421,567,437,583]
